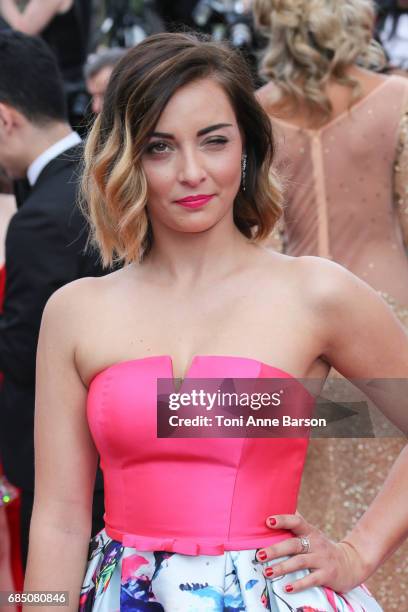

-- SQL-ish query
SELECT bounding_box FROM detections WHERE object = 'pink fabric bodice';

[87,355,311,555]
[272,75,408,306]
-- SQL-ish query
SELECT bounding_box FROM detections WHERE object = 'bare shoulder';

[284,255,380,310]
[345,66,408,100]
[42,268,127,336]
[288,256,408,379]
[285,255,408,354]
[289,254,356,292]
[258,251,384,314]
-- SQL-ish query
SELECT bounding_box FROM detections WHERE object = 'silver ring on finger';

[298,536,311,554]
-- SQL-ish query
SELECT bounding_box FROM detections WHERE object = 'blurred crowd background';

[3,0,408,133]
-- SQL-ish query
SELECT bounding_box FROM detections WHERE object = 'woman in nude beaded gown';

[254,0,408,607]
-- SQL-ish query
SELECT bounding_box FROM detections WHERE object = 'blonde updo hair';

[253,0,386,121]
[81,32,283,267]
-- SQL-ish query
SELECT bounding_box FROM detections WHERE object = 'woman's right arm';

[23,282,98,611]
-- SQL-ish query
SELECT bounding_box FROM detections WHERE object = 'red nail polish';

[268,517,277,526]
[258,551,267,561]
[285,584,294,593]
[265,567,273,577]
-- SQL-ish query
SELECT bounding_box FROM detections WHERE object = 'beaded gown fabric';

[264,74,408,610]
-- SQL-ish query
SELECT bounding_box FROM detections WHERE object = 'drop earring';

[241,153,247,192]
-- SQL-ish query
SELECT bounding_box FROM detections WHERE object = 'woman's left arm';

[394,103,408,249]
[258,258,408,592]
[0,0,65,36]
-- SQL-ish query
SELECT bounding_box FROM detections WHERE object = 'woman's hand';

[255,513,369,594]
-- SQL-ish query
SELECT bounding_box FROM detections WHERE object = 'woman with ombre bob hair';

[24,32,408,611]
[82,32,282,266]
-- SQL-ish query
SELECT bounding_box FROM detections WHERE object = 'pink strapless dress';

[80,355,382,611]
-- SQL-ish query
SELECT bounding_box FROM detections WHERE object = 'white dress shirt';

[27,131,82,187]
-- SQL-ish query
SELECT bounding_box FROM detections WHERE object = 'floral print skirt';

[79,530,382,612]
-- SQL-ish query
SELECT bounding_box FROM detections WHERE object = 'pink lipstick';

[174,194,215,209]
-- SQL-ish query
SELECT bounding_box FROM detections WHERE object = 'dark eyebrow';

[150,123,233,140]
[197,123,233,136]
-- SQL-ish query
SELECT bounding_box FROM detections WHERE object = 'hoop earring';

[241,153,247,192]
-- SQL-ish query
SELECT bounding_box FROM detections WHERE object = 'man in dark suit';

[0,31,105,566]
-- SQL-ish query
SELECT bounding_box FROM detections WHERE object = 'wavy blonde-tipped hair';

[81,32,283,267]
[253,0,386,122]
